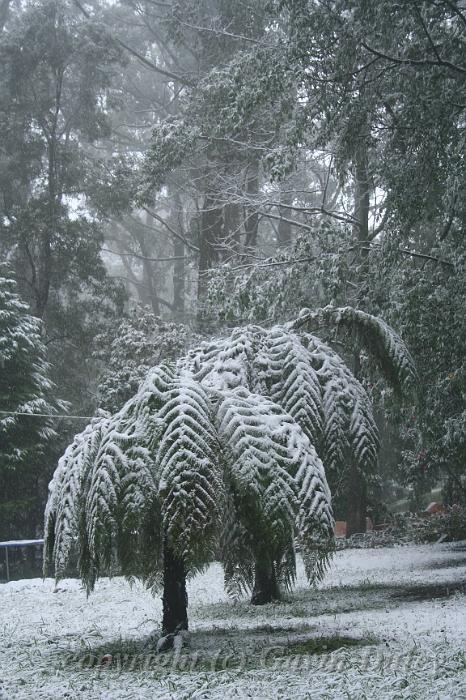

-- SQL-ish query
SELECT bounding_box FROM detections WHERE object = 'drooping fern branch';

[215,387,333,593]
[293,305,418,396]
[155,368,222,570]
[300,332,380,493]
[44,365,223,592]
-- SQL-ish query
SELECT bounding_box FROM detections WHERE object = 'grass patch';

[52,629,373,676]
[285,635,369,656]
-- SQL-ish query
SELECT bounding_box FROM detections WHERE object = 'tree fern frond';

[301,333,380,489]
[156,369,222,570]
[216,388,299,560]
[216,387,334,587]
[287,416,334,584]
[184,325,266,391]
[220,484,255,599]
[82,412,157,590]
[43,415,109,580]
[294,305,417,397]
[259,326,324,448]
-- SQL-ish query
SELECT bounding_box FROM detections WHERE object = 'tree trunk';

[138,217,160,316]
[197,194,223,303]
[353,144,370,249]
[346,462,367,537]
[172,193,185,317]
[345,137,371,537]
[251,558,280,605]
[277,190,293,246]
[162,540,188,634]
[243,162,259,250]
[173,236,185,317]
[0,1,11,33]
[224,202,242,256]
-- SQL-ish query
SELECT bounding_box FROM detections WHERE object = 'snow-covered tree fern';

[293,305,417,397]
[44,306,414,636]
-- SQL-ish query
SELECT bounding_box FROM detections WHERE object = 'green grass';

[53,631,373,675]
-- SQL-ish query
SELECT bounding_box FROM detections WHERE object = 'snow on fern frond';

[122,363,175,446]
[183,325,266,392]
[286,415,334,584]
[219,486,255,599]
[216,387,333,588]
[258,326,324,448]
[82,409,157,589]
[294,305,417,397]
[43,415,108,580]
[78,366,183,588]
[217,388,298,555]
[156,370,222,570]
[301,333,379,487]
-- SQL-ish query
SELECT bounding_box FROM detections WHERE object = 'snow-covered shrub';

[407,507,466,544]
[94,307,199,413]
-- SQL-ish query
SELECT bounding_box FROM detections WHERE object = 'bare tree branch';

[102,248,189,264]
[361,40,466,77]
[141,205,200,252]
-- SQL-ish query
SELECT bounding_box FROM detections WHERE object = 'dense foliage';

[0,267,60,539]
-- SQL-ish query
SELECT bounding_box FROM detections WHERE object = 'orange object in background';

[425,501,444,515]
[334,520,347,538]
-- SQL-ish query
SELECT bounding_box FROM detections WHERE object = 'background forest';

[1,0,464,546]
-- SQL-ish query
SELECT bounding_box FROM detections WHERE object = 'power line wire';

[0,410,93,420]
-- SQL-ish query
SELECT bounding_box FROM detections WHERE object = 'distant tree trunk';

[346,137,371,538]
[0,0,11,31]
[243,162,259,251]
[137,216,160,316]
[173,237,185,317]
[172,195,185,317]
[251,557,280,605]
[353,143,370,250]
[277,191,293,246]
[224,202,242,256]
[346,462,367,536]
[162,539,188,634]
[197,194,223,303]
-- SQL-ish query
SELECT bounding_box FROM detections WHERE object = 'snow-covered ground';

[1,542,465,699]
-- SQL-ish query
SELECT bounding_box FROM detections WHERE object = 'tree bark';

[277,191,293,246]
[171,194,185,318]
[197,194,223,303]
[0,0,11,31]
[162,539,188,634]
[345,137,371,537]
[251,558,280,605]
[137,215,160,315]
[243,162,259,250]
[346,462,367,536]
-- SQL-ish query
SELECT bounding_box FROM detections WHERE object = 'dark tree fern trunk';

[251,559,281,605]
[162,541,188,634]
[346,461,367,537]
